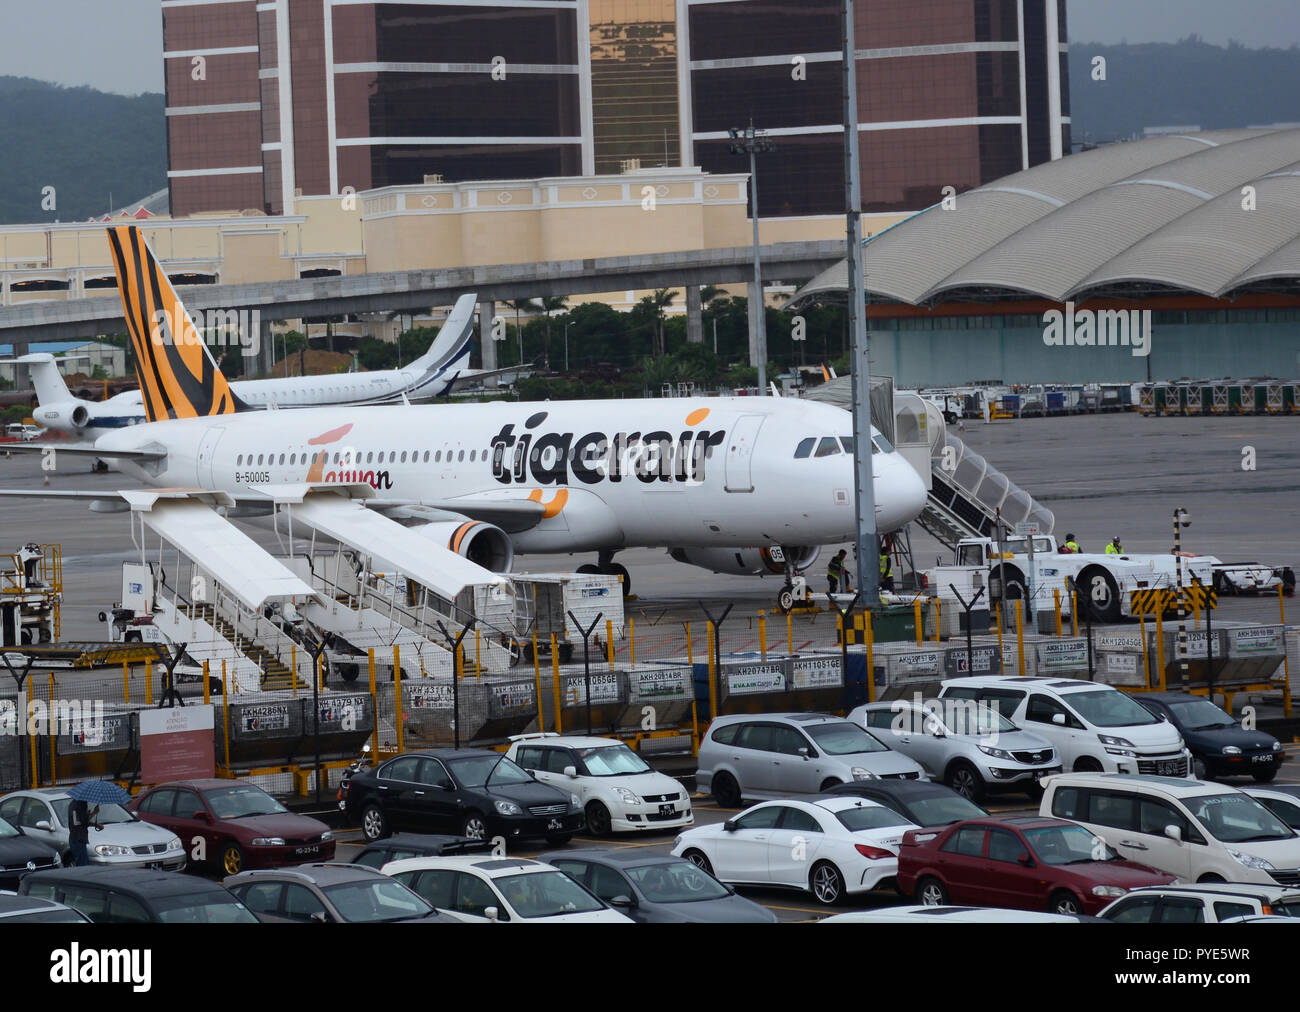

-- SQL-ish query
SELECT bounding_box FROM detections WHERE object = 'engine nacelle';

[669,545,820,577]
[33,400,90,433]
[412,520,514,573]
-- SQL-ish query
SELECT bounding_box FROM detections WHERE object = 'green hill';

[1069,37,1300,145]
[0,77,165,225]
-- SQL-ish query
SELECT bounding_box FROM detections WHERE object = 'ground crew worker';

[1105,536,1123,555]
[879,545,894,592]
[827,549,849,595]
[1061,533,1081,554]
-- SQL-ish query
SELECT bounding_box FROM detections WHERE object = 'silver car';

[0,789,185,870]
[851,699,1061,802]
[696,712,927,807]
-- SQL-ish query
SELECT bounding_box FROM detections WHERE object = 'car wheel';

[1253,768,1278,783]
[461,811,489,841]
[945,762,986,803]
[1198,873,1225,884]
[711,771,742,808]
[220,842,244,876]
[1073,756,1104,773]
[1193,758,1209,781]
[585,801,612,837]
[361,802,389,842]
[683,849,713,876]
[1079,567,1121,623]
[819,778,842,792]
[916,876,948,906]
[545,834,573,846]
[810,861,845,906]
[1049,890,1082,915]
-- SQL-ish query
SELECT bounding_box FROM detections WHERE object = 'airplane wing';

[385,499,546,534]
[2,442,167,460]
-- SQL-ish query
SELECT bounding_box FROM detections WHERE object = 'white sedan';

[671,796,917,906]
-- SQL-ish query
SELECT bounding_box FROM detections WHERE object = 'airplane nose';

[875,453,928,533]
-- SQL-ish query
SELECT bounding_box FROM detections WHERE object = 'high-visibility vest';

[1105,543,1122,554]
[827,557,843,579]
[880,553,891,576]
[1065,540,1081,553]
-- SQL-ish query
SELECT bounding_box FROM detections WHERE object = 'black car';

[540,849,778,924]
[0,892,88,923]
[821,780,989,826]
[19,867,260,923]
[351,833,491,869]
[341,748,584,846]
[0,815,61,889]
[225,863,456,923]
[1135,692,1285,782]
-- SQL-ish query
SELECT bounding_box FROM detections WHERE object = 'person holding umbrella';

[66,780,132,866]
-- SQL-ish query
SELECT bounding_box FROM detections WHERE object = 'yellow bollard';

[933,598,941,644]
[786,611,793,653]
[606,620,615,668]
[318,653,325,691]
[531,633,543,731]
[1139,611,1150,688]
[1053,589,1062,636]
[865,609,876,704]
[145,663,153,705]
[122,660,130,704]
[475,626,481,678]
[1154,606,1169,689]
[913,599,923,646]
[203,660,210,706]
[995,602,1003,656]
[707,622,718,720]
[758,611,767,659]
[1071,592,1078,637]
[685,622,694,665]
[48,674,56,785]
[1015,600,1025,676]
[550,633,562,733]
[690,698,700,756]
[629,617,637,666]
[368,648,379,758]
[393,645,404,754]
[291,645,297,698]
[221,660,230,772]
[1280,585,1292,718]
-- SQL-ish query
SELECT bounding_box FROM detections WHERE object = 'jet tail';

[106,225,248,422]
[404,293,476,396]
[0,353,78,407]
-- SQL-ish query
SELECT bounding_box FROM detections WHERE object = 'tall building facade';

[164,0,1068,219]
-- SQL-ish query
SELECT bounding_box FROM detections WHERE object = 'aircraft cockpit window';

[873,433,895,453]
[839,436,855,455]
[814,437,840,458]
[794,437,815,459]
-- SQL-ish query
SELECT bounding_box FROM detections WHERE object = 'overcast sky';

[0,0,1297,96]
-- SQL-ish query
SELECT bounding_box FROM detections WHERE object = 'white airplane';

[4,226,927,597]
[8,294,479,444]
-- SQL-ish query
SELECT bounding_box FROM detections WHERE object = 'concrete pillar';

[686,285,703,344]
[261,315,274,377]
[747,281,761,370]
[478,300,498,386]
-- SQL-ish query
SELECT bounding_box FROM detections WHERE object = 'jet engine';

[412,520,514,573]
[668,545,820,577]
[33,400,90,433]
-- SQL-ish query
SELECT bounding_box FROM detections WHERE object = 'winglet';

[106,225,248,422]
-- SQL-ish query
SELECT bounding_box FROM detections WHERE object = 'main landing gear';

[577,550,631,597]
[777,555,812,614]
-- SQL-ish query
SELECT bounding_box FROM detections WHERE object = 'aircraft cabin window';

[458,450,465,462]
[435,451,441,462]
[469,451,476,462]
[794,438,814,459]
[400,452,408,463]
[366,452,373,464]
[423,451,430,463]
[237,455,243,466]
[257,454,264,465]
[814,437,840,458]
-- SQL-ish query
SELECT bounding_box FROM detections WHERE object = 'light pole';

[564,320,570,372]
[1173,508,1191,687]
[729,122,774,395]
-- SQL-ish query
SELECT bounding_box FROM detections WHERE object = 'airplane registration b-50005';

[3,226,926,600]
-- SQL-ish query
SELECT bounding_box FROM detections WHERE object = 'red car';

[129,779,335,876]
[897,815,1177,916]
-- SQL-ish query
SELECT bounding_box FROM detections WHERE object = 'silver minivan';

[696,713,927,807]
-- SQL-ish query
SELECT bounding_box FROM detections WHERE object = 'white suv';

[939,676,1191,776]
[1042,772,1300,885]
[506,733,692,837]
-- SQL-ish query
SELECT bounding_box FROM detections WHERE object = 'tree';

[540,295,569,369]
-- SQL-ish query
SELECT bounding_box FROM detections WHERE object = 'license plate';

[1253,755,1273,764]
[547,819,562,831]
[295,845,319,856]
[1158,762,1180,775]
[1034,771,1045,780]
[660,803,675,816]
[146,862,162,870]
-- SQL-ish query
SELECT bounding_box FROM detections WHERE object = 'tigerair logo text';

[490,408,726,487]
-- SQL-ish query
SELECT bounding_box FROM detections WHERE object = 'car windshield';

[0,816,17,838]
[203,786,288,819]
[4,909,87,923]
[835,806,912,832]
[51,800,135,825]
[448,755,533,788]
[1184,794,1295,843]
[625,862,730,903]
[804,722,887,755]
[578,745,651,776]
[902,794,987,826]
[496,871,605,918]
[1023,825,1117,865]
[1166,698,1236,730]
[1065,690,1159,728]
[154,893,260,924]
[323,880,436,923]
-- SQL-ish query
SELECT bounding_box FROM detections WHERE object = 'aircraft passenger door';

[724,415,764,492]
[196,427,225,487]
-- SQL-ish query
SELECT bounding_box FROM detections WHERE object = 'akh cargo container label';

[632,668,691,700]
[1038,641,1088,667]
[408,684,454,710]
[726,664,786,695]
[897,652,942,676]
[563,671,621,706]
[792,656,842,689]
[1231,627,1281,654]
[241,703,290,732]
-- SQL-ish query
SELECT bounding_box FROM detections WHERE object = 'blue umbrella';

[66,780,131,805]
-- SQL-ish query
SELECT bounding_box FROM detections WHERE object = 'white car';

[380,855,633,923]
[506,733,692,836]
[0,788,185,870]
[822,906,1094,924]
[671,796,917,906]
